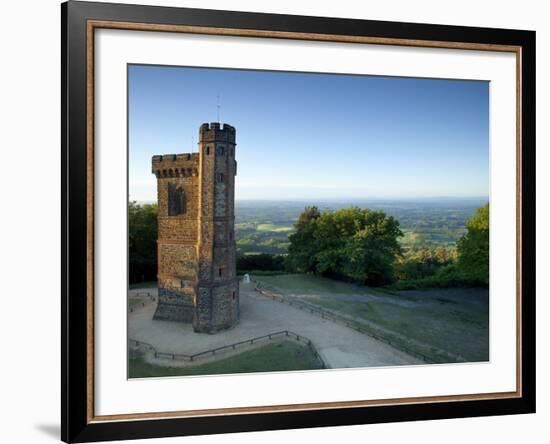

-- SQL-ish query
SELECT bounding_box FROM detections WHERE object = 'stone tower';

[151,122,239,333]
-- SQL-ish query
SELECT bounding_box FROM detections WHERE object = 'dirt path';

[128,282,421,369]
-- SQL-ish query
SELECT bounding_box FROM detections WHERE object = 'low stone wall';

[129,330,326,369]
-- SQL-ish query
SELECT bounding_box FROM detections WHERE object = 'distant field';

[235,221,293,255]
[254,273,489,363]
[129,340,322,378]
[234,199,484,255]
[400,228,466,246]
[256,223,293,233]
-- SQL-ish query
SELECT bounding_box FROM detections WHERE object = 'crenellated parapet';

[152,153,199,178]
[199,122,236,144]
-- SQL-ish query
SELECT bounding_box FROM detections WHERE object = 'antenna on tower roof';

[217,94,221,123]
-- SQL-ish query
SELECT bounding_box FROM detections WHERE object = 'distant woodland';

[284,204,489,288]
[128,200,489,289]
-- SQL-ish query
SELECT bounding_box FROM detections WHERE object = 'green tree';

[457,203,489,285]
[394,246,457,281]
[287,206,403,285]
[295,205,321,229]
[128,201,158,284]
[286,206,321,273]
[236,253,286,272]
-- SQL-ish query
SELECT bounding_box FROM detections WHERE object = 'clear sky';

[128,64,489,202]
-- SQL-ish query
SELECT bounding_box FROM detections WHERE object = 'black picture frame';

[61,1,536,442]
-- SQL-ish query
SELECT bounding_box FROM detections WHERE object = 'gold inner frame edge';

[85,19,523,423]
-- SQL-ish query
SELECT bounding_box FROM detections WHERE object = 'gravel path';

[128,282,421,369]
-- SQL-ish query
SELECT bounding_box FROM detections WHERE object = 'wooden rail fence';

[128,291,156,313]
[253,281,464,364]
[129,330,327,368]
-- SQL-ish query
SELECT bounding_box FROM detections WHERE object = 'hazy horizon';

[131,196,489,205]
[129,65,489,202]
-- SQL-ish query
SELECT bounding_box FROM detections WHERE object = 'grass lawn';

[255,274,488,363]
[257,273,374,296]
[129,340,323,378]
[237,270,287,276]
[256,273,396,298]
[128,298,145,308]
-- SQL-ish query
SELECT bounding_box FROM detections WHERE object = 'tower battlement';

[152,153,199,178]
[152,123,239,333]
[199,122,236,143]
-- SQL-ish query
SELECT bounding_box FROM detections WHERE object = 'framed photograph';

[61,1,536,442]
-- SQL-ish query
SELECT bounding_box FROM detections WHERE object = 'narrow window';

[218,268,223,278]
[217,173,225,183]
[167,183,186,216]
[232,291,236,300]
[229,231,233,241]
[206,146,210,155]
[217,146,225,155]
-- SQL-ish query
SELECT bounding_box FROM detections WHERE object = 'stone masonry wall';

[152,123,239,332]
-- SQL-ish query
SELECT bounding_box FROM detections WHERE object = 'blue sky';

[128,64,489,202]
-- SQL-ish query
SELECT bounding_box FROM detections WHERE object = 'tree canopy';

[126,200,489,290]
[287,206,403,285]
[456,203,489,285]
[128,201,158,284]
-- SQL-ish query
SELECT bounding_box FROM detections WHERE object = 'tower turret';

[195,123,239,332]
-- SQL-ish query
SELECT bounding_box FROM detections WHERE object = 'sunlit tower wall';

[151,122,239,333]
